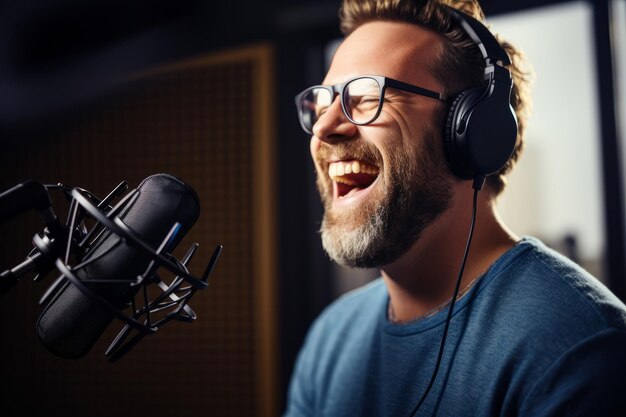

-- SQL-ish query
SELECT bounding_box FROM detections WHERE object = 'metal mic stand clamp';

[0,180,68,294]
[0,180,128,295]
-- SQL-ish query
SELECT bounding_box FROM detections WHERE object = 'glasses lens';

[299,88,332,133]
[343,77,381,124]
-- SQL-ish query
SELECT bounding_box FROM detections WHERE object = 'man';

[285,0,626,416]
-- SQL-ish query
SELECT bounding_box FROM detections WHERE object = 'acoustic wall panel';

[0,44,277,417]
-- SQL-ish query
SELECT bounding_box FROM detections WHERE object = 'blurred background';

[0,0,624,416]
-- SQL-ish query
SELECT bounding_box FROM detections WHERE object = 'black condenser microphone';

[36,173,200,359]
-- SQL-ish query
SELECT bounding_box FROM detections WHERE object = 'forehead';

[324,21,443,88]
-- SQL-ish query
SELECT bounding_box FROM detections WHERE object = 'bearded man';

[284,0,626,416]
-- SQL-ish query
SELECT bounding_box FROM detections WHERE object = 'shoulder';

[284,279,386,416]
[483,236,626,332]
[306,278,387,342]
[467,236,626,374]
[321,277,387,316]
[293,278,388,371]
[464,238,626,415]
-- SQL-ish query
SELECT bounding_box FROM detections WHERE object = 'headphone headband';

[442,5,518,181]
[446,8,511,66]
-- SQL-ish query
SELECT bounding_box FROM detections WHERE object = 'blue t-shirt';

[284,237,626,417]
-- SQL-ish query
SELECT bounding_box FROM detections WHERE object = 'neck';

[381,183,518,322]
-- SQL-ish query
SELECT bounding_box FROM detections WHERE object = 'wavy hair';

[339,0,532,194]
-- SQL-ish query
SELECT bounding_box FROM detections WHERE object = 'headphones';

[443,8,518,181]
[407,13,521,415]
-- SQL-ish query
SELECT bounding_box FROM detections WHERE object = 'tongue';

[337,173,377,187]
[337,182,362,198]
[335,173,377,197]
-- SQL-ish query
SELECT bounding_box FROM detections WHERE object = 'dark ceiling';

[0,0,577,138]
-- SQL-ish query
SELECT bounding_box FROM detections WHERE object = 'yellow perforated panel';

[0,44,276,417]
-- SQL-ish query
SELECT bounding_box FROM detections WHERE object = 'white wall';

[490,2,606,279]
[325,1,613,293]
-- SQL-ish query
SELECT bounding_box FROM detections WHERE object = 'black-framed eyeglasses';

[294,75,447,135]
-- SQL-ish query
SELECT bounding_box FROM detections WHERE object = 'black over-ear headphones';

[444,8,518,180]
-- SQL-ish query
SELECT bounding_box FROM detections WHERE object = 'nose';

[311,95,358,144]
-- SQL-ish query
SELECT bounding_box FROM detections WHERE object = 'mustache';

[315,139,383,167]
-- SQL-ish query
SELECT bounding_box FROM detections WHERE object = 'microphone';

[35,173,208,359]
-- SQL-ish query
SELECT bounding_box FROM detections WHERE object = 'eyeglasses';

[294,75,447,135]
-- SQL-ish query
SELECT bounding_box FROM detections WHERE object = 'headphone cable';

[408,174,484,417]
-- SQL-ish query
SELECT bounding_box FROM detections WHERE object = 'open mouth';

[328,160,380,200]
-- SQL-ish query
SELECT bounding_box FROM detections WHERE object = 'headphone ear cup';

[444,82,518,180]
[444,88,484,179]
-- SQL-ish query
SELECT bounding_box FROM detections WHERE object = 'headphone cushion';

[444,88,484,179]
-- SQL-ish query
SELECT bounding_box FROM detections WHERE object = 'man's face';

[310,21,455,268]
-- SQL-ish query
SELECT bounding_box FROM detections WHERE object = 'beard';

[317,125,453,268]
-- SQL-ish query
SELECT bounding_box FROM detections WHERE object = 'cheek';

[361,118,407,170]
[371,111,414,154]
[310,138,324,172]
[310,139,333,195]
[310,136,322,155]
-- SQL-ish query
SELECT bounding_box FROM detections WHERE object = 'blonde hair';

[339,0,532,194]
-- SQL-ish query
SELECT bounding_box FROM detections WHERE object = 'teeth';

[337,163,345,176]
[335,176,358,186]
[328,160,379,180]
